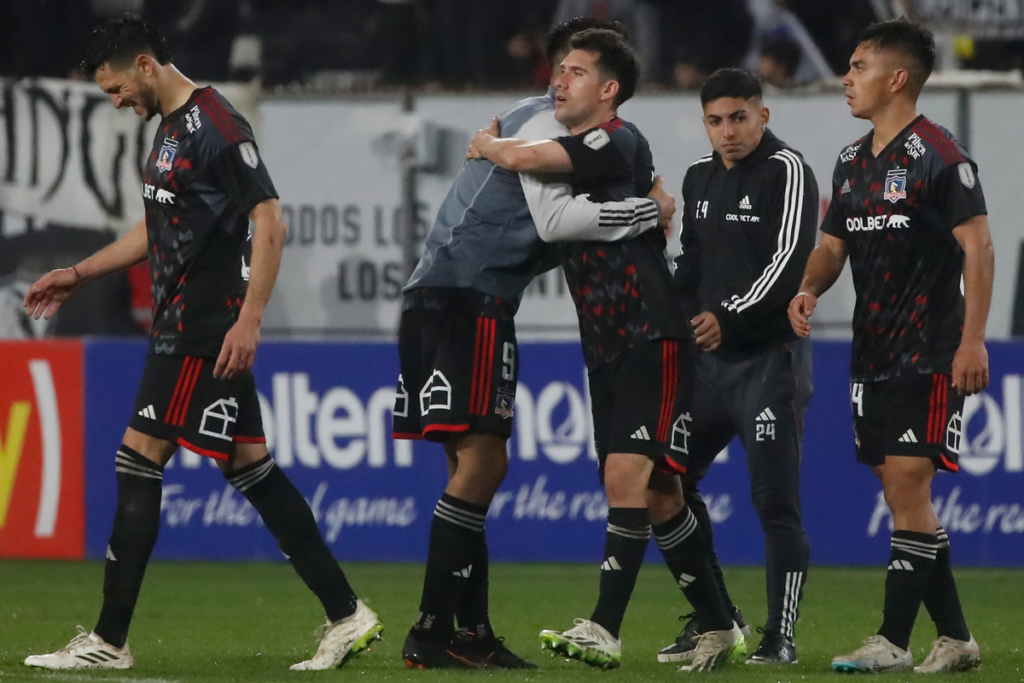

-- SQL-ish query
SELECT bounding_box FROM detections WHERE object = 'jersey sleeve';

[209,140,279,215]
[716,153,819,343]
[819,159,847,240]
[555,126,632,186]
[672,170,702,317]
[520,172,660,242]
[931,159,987,231]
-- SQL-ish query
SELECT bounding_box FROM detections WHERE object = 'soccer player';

[648,68,817,666]
[22,15,382,671]
[393,18,675,669]
[469,29,741,672]
[789,18,992,674]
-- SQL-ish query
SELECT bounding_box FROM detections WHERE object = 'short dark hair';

[567,28,639,107]
[546,17,629,67]
[82,13,172,79]
[700,68,762,106]
[858,18,935,94]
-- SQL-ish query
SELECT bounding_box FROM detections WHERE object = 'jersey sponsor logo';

[883,169,907,203]
[726,213,761,223]
[738,195,752,210]
[419,370,452,413]
[185,105,202,135]
[239,142,260,169]
[905,133,926,160]
[840,179,852,195]
[583,128,610,150]
[156,138,178,173]
[840,143,861,163]
[156,189,176,205]
[199,398,239,441]
[957,161,976,189]
[846,214,909,232]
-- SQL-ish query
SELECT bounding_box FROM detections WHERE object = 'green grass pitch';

[1,561,1022,682]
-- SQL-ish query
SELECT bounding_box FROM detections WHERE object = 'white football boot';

[915,635,981,673]
[831,635,912,673]
[290,600,384,670]
[539,619,622,670]
[680,623,742,672]
[24,627,133,670]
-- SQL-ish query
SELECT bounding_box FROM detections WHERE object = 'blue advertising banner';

[84,340,1024,565]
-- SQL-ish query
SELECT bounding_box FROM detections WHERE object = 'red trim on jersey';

[171,358,204,426]
[233,435,266,444]
[392,432,425,440]
[919,119,963,163]
[940,454,959,472]
[197,90,245,145]
[600,117,623,133]
[176,437,229,461]
[913,120,962,166]
[423,423,470,435]
[657,340,679,442]
[165,357,194,423]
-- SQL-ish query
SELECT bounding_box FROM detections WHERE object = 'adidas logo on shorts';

[898,429,919,443]
[630,426,651,441]
[137,405,156,420]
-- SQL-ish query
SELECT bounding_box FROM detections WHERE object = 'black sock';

[94,446,164,648]
[415,494,487,639]
[684,487,737,615]
[226,455,356,622]
[878,530,938,650]
[653,506,733,633]
[923,528,971,641]
[456,531,493,638]
[590,508,650,639]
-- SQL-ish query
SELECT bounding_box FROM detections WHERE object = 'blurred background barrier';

[3,338,1022,565]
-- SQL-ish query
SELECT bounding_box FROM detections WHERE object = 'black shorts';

[589,338,695,481]
[851,373,963,472]
[128,354,265,461]
[392,290,518,442]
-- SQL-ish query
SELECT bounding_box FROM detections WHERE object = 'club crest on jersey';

[239,142,260,169]
[883,169,907,203]
[156,138,178,172]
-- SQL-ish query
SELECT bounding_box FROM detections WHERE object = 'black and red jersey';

[142,86,278,357]
[820,115,987,381]
[555,118,687,369]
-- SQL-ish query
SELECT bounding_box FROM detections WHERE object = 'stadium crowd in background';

[2,0,1020,90]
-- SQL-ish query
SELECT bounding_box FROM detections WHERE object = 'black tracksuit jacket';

[674,129,819,362]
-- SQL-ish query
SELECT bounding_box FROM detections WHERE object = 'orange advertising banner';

[0,340,84,558]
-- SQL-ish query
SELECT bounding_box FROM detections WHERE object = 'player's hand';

[952,338,989,396]
[467,117,500,160]
[22,267,84,320]
[648,175,676,230]
[789,291,817,338]
[691,311,721,351]
[215,314,260,380]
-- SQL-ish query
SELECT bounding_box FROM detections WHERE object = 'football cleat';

[915,635,981,673]
[24,627,133,670]
[657,609,750,663]
[832,635,912,673]
[402,629,476,669]
[448,629,537,669]
[680,623,742,672]
[539,618,621,670]
[745,629,797,665]
[289,600,383,670]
